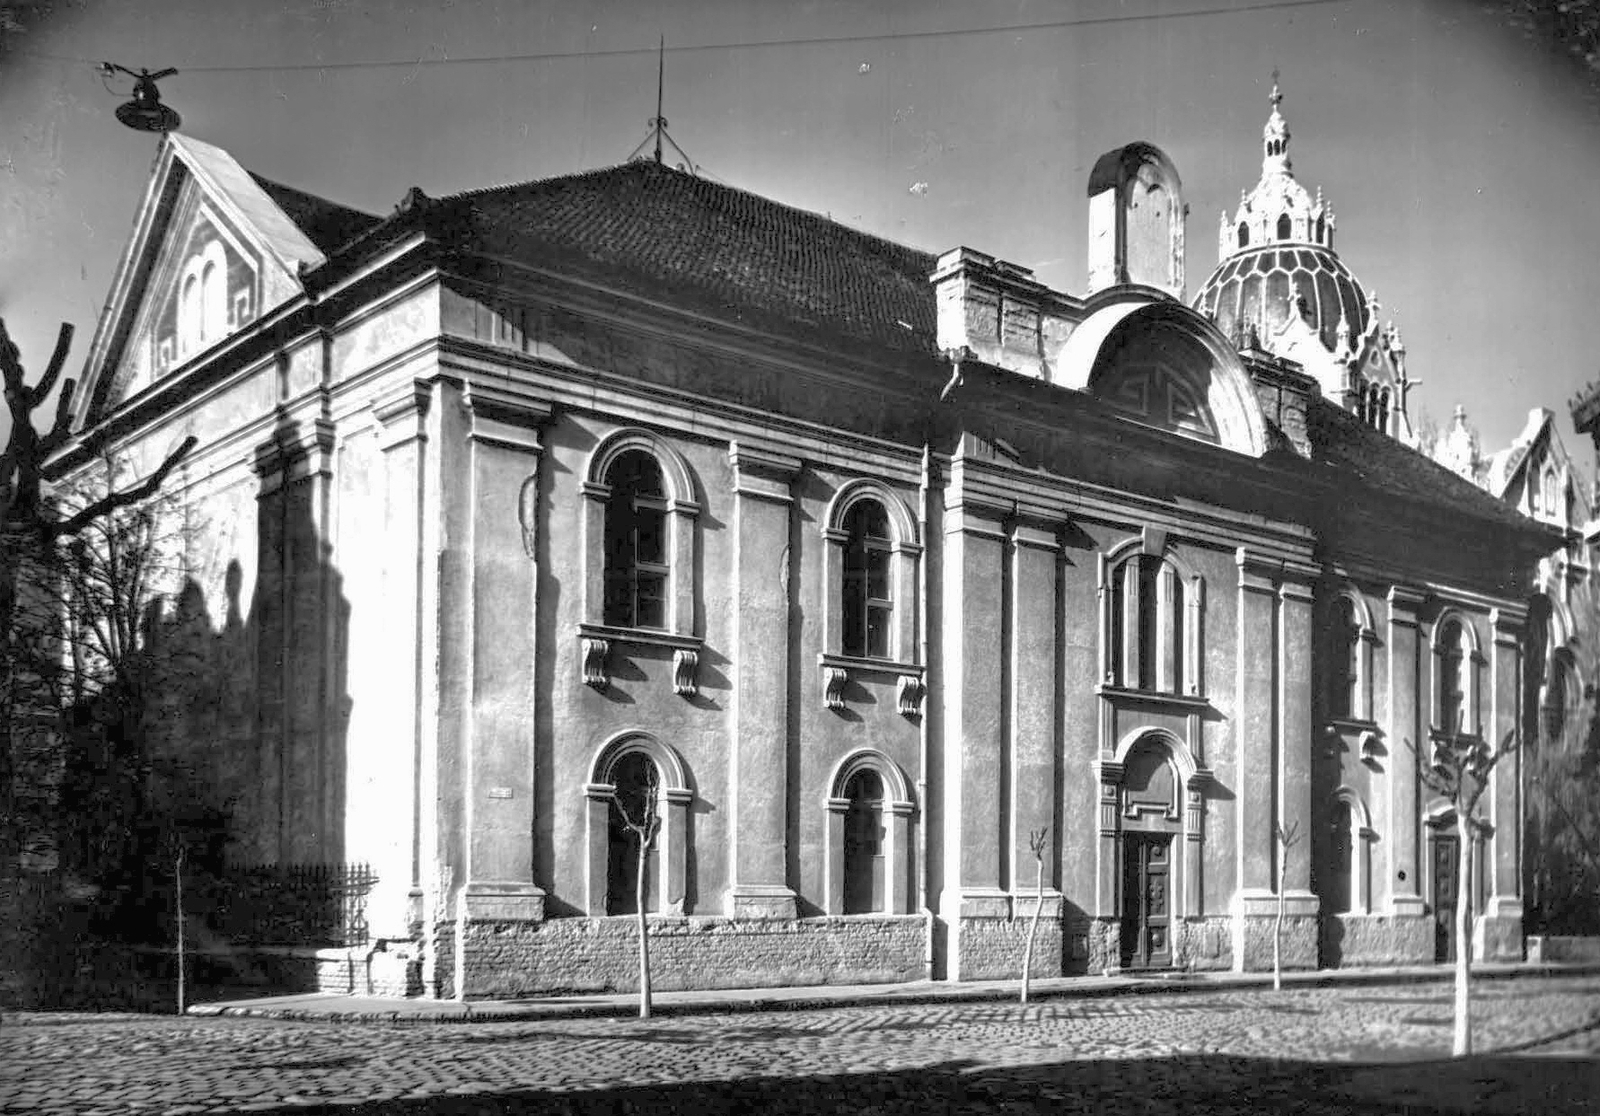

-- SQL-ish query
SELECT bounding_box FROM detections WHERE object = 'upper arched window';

[602,450,669,630]
[1101,544,1203,697]
[1315,215,1326,244]
[842,501,893,659]
[580,430,702,692]
[1276,214,1292,241]
[1329,596,1361,720]
[1432,613,1479,737]
[1237,223,1249,248]
[821,482,920,666]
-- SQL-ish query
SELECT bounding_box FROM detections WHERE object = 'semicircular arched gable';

[1051,297,1268,458]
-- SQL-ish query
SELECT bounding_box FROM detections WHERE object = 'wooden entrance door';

[1433,833,1459,963]
[1121,833,1173,969]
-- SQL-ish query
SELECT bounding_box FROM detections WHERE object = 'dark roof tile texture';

[250,173,383,256]
[1306,394,1551,536]
[436,161,939,356]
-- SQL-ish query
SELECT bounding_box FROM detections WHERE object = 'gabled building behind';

[48,86,1559,998]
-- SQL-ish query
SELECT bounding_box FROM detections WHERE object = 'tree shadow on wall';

[45,416,354,1010]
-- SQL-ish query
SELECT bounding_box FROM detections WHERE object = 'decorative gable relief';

[120,186,263,399]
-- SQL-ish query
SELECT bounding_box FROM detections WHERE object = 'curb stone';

[168,961,1600,1027]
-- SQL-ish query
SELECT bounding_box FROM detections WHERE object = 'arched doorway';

[1118,739,1182,969]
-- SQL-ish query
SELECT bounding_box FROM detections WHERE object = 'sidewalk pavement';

[185,959,1600,1025]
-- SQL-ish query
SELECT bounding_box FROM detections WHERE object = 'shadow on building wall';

[5,417,355,1010]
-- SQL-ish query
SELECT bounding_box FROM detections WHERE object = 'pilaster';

[460,383,553,922]
[1009,521,1059,901]
[1387,586,1425,916]
[726,441,800,918]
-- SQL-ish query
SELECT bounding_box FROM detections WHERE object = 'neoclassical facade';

[49,86,1558,997]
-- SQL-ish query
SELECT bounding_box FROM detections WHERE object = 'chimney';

[1086,142,1187,298]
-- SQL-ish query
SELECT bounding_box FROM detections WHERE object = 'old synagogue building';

[49,83,1561,997]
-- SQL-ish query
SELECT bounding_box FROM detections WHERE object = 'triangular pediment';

[75,134,334,430]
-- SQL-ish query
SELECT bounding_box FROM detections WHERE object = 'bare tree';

[1019,827,1049,1005]
[1273,819,1301,992]
[1411,725,1516,1057]
[613,765,661,1020]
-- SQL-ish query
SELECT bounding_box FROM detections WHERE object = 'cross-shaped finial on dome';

[1270,68,1282,109]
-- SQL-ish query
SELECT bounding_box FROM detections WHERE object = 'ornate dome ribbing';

[1192,80,1372,352]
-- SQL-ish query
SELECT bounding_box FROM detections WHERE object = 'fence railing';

[211,862,376,948]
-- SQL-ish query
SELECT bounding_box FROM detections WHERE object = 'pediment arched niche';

[1079,303,1268,456]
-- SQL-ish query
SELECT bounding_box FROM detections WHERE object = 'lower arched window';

[1328,800,1354,914]
[606,752,661,914]
[825,751,914,915]
[842,769,886,913]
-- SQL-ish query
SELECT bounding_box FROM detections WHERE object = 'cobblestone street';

[4,976,1599,1114]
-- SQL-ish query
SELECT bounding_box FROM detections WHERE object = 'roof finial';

[653,35,665,165]
[1262,69,1290,174]
[626,37,703,176]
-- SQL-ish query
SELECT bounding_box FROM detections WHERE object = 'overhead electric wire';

[13,0,1353,75]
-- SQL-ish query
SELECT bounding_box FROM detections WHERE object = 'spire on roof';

[1262,69,1291,175]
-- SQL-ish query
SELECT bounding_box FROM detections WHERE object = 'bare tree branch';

[49,436,197,540]
[28,322,73,409]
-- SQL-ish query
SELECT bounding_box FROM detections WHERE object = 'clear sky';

[3,0,1599,473]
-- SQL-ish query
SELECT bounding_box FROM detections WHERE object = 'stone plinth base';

[1233,913,1318,972]
[1475,913,1524,963]
[725,885,799,920]
[1320,913,1432,968]
[431,914,925,1000]
[948,910,1066,982]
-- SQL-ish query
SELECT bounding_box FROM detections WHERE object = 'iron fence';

[212,862,375,947]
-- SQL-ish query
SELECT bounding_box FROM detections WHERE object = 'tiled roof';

[1305,394,1556,537]
[432,161,939,356]
[249,173,382,256]
[252,157,1552,540]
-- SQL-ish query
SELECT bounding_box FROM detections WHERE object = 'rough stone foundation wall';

[951,915,1066,982]
[442,915,924,1000]
[1320,914,1432,968]
[1173,917,1234,971]
[1083,918,1121,975]
[1235,914,1317,972]
[1476,914,1524,964]
[1527,935,1600,962]
[310,946,423,997]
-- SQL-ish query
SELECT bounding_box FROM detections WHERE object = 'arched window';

[603,450,669,630]
[1325,789,1371,915]
[1237,223,1249,248]
[820,481,922,712]
[842,500,893,659]
[842,768,885,913]
[1329,596,1361,720]
[606,752,661,914]
[1433,614,1478,737]
[585,732,693,917]
[1328,799,1354,914]
[1103,546,1201,697]
[824,750,914,915]
[580,430,701,692]
[1377,388,1390,432]
[1315,215,1326,244]
[1276,214,1292,241]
